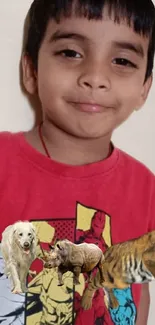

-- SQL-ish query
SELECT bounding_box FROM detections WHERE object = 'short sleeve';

[148,177,155,231]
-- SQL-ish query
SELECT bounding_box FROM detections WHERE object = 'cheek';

[37,74,62,105]
[37,61,74,102]
[117,84,142,112]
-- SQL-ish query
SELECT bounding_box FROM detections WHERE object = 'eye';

[113,58,137,68]
[28,233,32,237]
[19,233,23,237]
[55,49,82,59]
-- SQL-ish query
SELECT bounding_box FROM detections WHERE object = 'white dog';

[1,221,37,294]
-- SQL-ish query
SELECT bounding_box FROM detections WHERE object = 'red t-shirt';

[0,131,155,325]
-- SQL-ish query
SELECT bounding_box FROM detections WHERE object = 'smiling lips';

[70,101,109,113]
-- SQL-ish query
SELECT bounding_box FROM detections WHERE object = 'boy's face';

[23,14,152,139]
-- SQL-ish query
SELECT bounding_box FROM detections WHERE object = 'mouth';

[23,246,31,255]
[69,101,110,113]
[44,262,53,269]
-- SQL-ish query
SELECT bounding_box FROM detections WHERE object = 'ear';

[57,244,63,250]
[31,224,36,233]
[12,227,17,239]
[135,74,153,111]
[56,243,68,257]
[49,244,55,250]
[21,53,38,95]
[12,224,17,234]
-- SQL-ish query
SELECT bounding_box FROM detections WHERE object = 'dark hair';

[25,0,155,81]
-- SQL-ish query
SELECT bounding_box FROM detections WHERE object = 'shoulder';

[115,148,155,230]
[0,131,22,144]
[0,131,24,177]
[117,148,155,183]
[0,131,23,156]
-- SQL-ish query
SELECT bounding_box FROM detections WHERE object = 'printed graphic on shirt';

[0,203,137,325]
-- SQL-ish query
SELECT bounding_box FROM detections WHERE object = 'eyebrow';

[49,31,145,58]
[49,30,88,43]
[113,41,144,58]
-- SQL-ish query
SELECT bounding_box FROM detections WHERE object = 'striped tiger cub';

[81,230,155,310]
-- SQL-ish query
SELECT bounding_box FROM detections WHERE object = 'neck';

[26,120,112,166]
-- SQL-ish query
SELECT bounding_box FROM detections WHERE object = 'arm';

[136,283,150,325]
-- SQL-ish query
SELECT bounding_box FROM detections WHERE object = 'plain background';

[0,1,154,323]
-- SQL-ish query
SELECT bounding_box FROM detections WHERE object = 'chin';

[76,130,112,140]
[74,124,113,139]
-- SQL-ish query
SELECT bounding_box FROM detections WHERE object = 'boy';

[0,0,155,324]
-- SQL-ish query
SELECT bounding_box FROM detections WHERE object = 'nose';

[24,242,30,248]
[78,62,111,91]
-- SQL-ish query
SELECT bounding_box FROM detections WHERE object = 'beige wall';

[0,1,155,323]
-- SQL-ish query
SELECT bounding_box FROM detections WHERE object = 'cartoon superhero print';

[0,247,26,325]
[74,204,113,325]
[26,219,76,325]
[0,203,137,325]
[109,288,136,325]
[74,204,137,325]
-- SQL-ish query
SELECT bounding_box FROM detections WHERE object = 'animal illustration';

[42,239,105,286]
[81,230,155,310]
[76,211,110,251]
[1,221,38,293]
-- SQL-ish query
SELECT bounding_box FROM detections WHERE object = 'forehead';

[16,225,32,232]
[44,15,149,55]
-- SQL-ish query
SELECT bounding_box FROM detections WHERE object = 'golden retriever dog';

[1,221,37,293]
